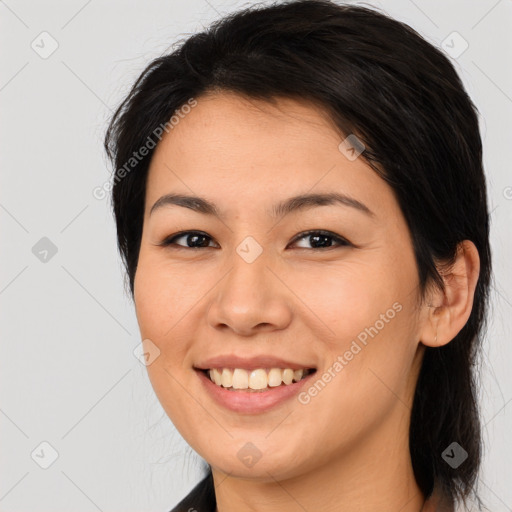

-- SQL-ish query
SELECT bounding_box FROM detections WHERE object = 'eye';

[158,229,350,250]
[288,230,351,250]
[159,231,218,249]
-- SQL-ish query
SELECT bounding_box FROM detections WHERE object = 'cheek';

[133,251,194,338]
[133,256,195,427]
[289,260,396,345]
[295,259,417,395]
[296,309,416,451]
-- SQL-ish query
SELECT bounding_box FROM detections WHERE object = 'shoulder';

[168,471,216,512]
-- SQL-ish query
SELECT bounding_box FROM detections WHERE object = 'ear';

[419,240,480,348]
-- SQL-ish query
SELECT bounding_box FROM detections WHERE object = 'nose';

[206,247,293,337]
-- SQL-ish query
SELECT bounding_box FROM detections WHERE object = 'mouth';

[193,366,318,414]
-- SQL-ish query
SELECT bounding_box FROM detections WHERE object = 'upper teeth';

[208,368,310,390]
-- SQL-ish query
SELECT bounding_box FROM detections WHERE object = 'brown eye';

[289,230,351,250]
[160,231,217,249]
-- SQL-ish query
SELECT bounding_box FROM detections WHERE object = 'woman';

[103,1,492,510]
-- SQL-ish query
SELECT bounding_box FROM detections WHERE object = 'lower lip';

[195,369,317,414]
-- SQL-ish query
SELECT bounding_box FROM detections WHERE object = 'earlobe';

[421,240,480,348]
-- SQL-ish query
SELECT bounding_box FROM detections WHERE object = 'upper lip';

[194,355,316,371]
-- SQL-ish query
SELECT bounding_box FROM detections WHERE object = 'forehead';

[144,92,396,221]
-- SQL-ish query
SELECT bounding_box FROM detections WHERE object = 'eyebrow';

[149,192,375,219]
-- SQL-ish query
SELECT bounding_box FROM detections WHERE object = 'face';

[134,91,426,481]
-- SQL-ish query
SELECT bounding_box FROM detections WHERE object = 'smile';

[194,367,318,414]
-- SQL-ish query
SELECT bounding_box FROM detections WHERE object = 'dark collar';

[168,470,216,512]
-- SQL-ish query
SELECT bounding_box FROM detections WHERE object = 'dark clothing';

[169,471,216,512]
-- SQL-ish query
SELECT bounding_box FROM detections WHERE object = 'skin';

[133,91,480,512]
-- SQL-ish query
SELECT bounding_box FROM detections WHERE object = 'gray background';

[1,0,511,510]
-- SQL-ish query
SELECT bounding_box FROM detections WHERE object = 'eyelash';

[158,229,351,251]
